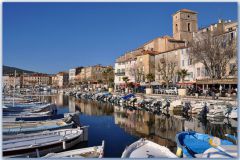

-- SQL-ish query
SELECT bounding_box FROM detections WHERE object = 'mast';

[13,70,16,107]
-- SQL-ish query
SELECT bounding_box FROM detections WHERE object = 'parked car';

[165,87,178,95]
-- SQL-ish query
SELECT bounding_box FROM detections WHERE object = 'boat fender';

[176,147,183,158]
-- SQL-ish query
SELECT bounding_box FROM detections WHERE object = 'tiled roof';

[177,9,197,14]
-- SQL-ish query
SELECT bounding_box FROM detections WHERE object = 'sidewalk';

[135,93,237,102]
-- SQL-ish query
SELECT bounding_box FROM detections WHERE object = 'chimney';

[218,19,223,23]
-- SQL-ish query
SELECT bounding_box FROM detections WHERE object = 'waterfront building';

[190,20,237,90]
[155,47,187,85]
[69,67,82,85]
[2,75,22,89]
[141,35,186,53]
[114,48,141,89]
[52,72,69,88]
[172,9,198,42]
[75,65,110,84]
[22,73,51,88]
[114,8,237,90]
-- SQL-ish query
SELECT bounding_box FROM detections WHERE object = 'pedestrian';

[219,85,222,97]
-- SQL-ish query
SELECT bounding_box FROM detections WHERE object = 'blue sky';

[3,2,238,74]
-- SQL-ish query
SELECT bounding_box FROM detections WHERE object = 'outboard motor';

[225,104,233,117]
[182,102,191,116]
[64,113,81,128]
[199,102,209,118]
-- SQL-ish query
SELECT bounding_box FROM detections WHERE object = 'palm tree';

[177,69,189,88]
[122,76,129,88]
[97,79,103,84]
[146,73,155,88]
[177,69,189,82]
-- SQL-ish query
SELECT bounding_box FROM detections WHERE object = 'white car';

[165,87,178,95]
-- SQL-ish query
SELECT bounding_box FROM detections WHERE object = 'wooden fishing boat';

[3,127,88,158]
[175,131,234,158]
[121,138,177,158]
[44,140,104,158]
[3,117,75,135]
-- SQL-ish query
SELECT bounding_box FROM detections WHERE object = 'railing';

[115,72,125,76]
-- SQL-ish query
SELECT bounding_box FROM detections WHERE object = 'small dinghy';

[121,138,177,158]
[3,128,87,158]
[121,94,135,101]
[44,140,104,158]
[3,116,75,135]
[175,131,234,158]
[228,107,238,119]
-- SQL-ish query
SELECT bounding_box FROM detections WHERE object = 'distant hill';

[3,65,37,75]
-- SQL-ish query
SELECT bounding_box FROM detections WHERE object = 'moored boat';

[3,115,76,135]
[3,127,88,158]
[121,138,177,158]
[44,140,105,158]
[175,131,234,158]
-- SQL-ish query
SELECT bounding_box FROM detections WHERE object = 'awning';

[177,82,196,85]
[196,78,237,85]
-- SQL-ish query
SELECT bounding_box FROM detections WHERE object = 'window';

[121,69,125,73]
[197,68,200,77]
[205,68,209,76]
[188,59,192,65]
[229,64,236,76]
[201,67,206,77]
[188,23,191,32]
[187,15,190,18]
[189,72,193,78]
[182,60,184,67]
[117,69,120,73]
[175,24,178,32]
[231,32,234,40]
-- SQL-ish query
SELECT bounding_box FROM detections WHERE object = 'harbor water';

[40,93,237,158]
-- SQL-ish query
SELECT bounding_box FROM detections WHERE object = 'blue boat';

[175,131,234,158]
[15,114,64,121]
[121,94,135,101]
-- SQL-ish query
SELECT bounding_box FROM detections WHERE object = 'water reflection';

[75,99,114,116]
[42,94,237,157]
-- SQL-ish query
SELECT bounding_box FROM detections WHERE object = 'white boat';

[228,107,238,119]
[207,103,227,118]
[169,100,183,112]
[3,127,88,158]
[189,101,207,114]
[121,138,177,158]
[45,140,104,158]
[3,116,75,135]
[201,145,237,158]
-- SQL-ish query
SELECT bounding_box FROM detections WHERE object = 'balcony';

[115,72,125,76]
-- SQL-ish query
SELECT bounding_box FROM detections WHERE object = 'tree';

[97,79,103,84]
[122,76,129,88]
[146,73,155,88]
[130,62,145,83]
[157,56,177,88]
[102,67,114,88]
[177,69,189,89]
[177,69,189,82]
[189,32,237,79]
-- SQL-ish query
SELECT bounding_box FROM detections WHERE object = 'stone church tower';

[172,9,198,42]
